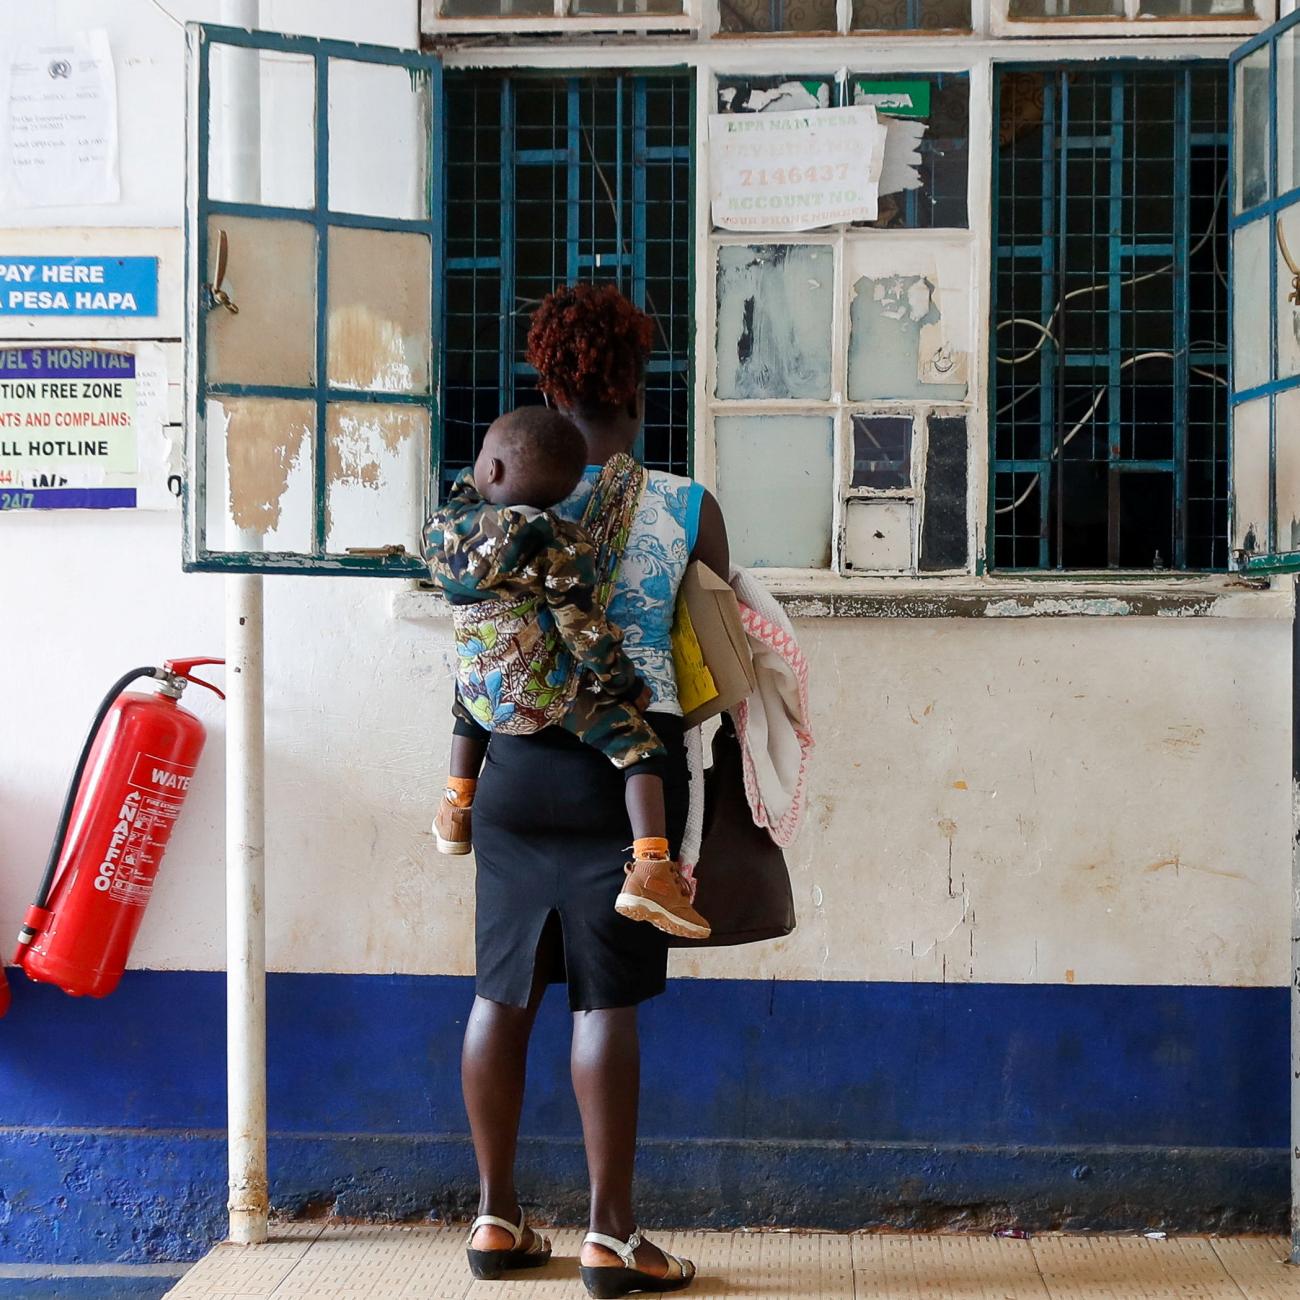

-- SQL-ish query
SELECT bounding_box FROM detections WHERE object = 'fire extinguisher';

[11,659,225,1003]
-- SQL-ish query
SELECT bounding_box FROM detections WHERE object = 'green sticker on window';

[855,80,931,118]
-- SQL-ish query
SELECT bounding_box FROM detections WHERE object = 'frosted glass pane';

[208,47,315,209]
[1235,47,1270,214]
[1279,206,1300,383]
[715,246,833,400]
[327,228,431,393]
[1276,387,1300,553]
[326,403,428,554]
[1233,218,1271,393]
[329,60,430,219]
[206,397,313,553]
[847,269,968,402]
[715,415,833,568]
[1281,32,1300,195]
[1232,395,1270,556]
[205,216,316,388]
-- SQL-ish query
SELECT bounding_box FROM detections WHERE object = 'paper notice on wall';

[709,107,887,232]
[4,30,119,208]
[0,343,175,510]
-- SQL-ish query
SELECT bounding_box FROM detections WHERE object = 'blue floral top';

[554,467,705,715]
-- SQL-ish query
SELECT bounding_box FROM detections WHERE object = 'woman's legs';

[461,924,555,1251]
[572,1006,672,1277]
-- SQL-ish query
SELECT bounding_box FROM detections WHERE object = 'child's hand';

[633,684,653,714]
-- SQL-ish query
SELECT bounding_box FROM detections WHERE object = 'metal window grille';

[991,66,1230,571]
[442,72,693,494]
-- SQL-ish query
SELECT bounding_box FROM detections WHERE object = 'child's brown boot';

[434,778,475,855]
[615,839,710,939]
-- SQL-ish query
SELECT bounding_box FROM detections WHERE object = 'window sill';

[391,573,1291,621]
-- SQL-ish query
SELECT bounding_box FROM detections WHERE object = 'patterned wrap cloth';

[423,470,665,769]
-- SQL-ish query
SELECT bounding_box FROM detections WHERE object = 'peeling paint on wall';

[879,119,927,196]
[217,397,312,537]
[327,227,431,394]
[325,402,427,552]
[846,239,971,402]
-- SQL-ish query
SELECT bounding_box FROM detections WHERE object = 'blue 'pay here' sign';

[0,256,158,317]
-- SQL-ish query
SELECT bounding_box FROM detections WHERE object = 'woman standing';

[461,284,729,1297]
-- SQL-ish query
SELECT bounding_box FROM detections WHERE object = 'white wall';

[2,0,1291,989]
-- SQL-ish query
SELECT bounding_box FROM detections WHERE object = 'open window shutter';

[184,24,441,576]
[1231,12,1300,574]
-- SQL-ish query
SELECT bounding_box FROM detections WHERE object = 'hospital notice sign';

[0,256,158,316]
[0,348,136,502]
[709,106,886,233]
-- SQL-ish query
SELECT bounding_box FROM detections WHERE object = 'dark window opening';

[992,66,1229,571]
[442,72,693,495]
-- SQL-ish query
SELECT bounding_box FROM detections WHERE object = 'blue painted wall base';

[0,969,1287,1264]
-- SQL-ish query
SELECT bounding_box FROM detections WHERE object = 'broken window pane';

[328,59,430,220]
[715,245,833,400]
[850,0,969,29]
[920,414,967,571]
[1235,46,1270,214]
[851,415,912,489]
[719,0,838,33]
[716,78,834,115]
[327,228,432,394]
[852,75,968,229]
[325,403,428,555]
[715,415,833,568]
[206,397,314,553]
[844,500,913,572]
[1233,217,1271,393]
[208,46,315,209]
[847,243,970,403]
[205,216,316,389]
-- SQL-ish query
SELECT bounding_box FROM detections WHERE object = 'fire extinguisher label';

[93,753,196,906]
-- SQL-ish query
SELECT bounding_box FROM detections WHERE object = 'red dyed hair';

[526,284,655,418]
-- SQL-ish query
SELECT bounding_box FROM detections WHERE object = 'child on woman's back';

[423,406,709,940]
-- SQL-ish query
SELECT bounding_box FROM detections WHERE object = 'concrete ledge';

[392,577,1291,622]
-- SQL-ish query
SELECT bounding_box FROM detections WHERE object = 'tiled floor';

[165,1226,1300,1299]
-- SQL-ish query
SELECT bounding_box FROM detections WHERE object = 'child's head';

[473,406,588,510]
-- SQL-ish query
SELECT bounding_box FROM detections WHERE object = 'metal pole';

[226,577,268,1245]
[216,0,268,1246]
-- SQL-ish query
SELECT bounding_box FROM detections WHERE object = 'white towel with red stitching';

[680,568,813,882]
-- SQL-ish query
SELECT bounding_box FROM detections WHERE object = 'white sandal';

[466,1209,551,1280]
[580,1228,696,1298]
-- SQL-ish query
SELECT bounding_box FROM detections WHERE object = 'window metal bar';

[1173,70,1190,568]
[501,78,517,413]
[1052,72,1067,569]
[312,51,330,556]
[1107,74,1125,568]
[567,79,582,284]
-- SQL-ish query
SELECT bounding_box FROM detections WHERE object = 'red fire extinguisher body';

[21,689,208,998]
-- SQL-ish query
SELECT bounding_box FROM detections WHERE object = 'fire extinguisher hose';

[16,667,160,952]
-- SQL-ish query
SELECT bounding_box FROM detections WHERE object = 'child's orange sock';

[632,836,670,861]
[446,775,477,808]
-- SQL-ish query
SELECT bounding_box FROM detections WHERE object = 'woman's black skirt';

[472,712,688,1012]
